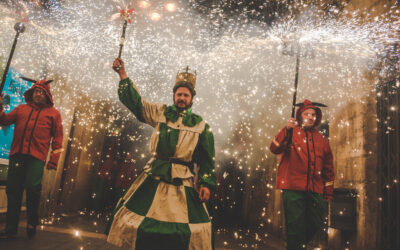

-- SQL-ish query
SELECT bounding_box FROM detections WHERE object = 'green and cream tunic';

[106,78,217,250]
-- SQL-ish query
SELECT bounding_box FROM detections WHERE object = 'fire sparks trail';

[0,0,399,247]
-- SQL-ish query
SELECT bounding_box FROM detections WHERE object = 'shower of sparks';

[0,0,399,247]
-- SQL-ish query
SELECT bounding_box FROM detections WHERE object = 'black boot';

[27,225,36,239]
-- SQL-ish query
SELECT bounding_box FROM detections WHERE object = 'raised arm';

[113,58,165,127]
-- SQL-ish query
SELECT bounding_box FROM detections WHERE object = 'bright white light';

[74,230,80,237]
[139,1,150,8]
[150,12,161,21]
[165,3,176,12]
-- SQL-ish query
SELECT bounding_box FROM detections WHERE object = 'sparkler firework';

[0,1,399,248]
[110,2,134,58]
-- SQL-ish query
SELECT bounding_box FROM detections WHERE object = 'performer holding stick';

[270,100,335,250]
[106,58,216,250]
[0,77,63,239]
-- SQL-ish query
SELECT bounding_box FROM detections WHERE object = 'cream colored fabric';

[149,124,161,155]
[107,206,145,248]
[182,178,194,188]
[141,101,166,128]
[168,117,205,162]
[174,127,205,162]
[188,222,213,250]
[130,83,166,128]
[146,181,189,223]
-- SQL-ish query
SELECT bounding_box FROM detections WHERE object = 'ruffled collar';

[164,105,202,127]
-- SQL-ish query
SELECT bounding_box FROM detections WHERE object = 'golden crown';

[175,66,197,89]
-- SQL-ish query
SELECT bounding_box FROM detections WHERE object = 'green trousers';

[282,190,326,250]
[5,154,44,234]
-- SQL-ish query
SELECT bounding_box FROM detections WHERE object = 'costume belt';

[156,156,194,168]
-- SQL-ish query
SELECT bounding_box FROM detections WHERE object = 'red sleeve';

[322,140,335,186]
[0,106,19,126]
[48,111,64,169]
[269,127,289,154]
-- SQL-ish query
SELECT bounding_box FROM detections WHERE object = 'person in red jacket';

[270,99,334,250]
[0,78,63,239]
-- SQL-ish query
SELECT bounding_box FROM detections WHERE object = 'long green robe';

[107,78,217,250]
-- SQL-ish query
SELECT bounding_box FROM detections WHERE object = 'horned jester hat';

[21,76,55,106]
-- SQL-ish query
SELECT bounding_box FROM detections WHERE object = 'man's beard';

[175,101,192,111]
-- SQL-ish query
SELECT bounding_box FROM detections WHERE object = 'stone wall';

[329,86,378,249]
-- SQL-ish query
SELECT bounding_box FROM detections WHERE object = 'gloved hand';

[46,162,57,170]
[323,185,334,201]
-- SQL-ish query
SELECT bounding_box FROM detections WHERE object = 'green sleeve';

[118,78,166,127]
[193,123,217,191]
[118,78,146,123]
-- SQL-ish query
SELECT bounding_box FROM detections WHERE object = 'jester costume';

[106,77,217,250]
[0,79,63,237]
[270,100,335,250]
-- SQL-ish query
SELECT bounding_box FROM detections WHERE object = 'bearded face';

[173,87,193,111]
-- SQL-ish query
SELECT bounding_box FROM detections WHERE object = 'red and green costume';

[0,80,63,234]
[270,100,334,250]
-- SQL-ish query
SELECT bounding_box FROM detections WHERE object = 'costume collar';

[164,105,202,127]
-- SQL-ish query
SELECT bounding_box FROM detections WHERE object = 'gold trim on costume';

[52,148,64,154]
[325,181,334,186]
[272,138,280,147]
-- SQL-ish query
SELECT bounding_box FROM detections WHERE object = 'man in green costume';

[106,58,217,250]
